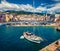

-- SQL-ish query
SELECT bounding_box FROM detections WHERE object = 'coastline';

[0,22,60,27]
[11,24,59,27]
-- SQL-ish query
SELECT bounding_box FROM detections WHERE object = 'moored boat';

[56,27,60,31]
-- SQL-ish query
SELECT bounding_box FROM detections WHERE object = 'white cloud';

[47,3,60,14]
[0,1,19,10]
[0,1,60,14]
[0,1,34,12]
[53,0,60,2]
[36,6,46,11]
[0,1,47,13]
[40,3,44,5]
[48,3,60,10]
[35,6,47,13]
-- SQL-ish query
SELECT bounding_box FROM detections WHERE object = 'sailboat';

[23,32,43,43]
[20,0,43,43]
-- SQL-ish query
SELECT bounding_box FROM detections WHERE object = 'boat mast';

[33,0,35,15]
[33,0,35,33]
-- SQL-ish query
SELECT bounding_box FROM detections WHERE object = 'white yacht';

[23,32,43,43]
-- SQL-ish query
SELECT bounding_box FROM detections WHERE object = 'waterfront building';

[9,14,13,21]
[0,12,59,26]
[50,14,55,22]
[0,14,3,22]
[1,14,6,22]
[55,15,60,25]
[5,14,10,22]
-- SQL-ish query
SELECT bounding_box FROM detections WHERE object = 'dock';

[40,39,60,51]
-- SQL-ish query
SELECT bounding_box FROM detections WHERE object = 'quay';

[40,39,60,51]
[0,22,59,27]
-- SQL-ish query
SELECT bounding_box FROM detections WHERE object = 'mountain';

[4,10,51,15]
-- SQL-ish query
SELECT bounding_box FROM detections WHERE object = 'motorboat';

[23,32,43,43]
[56,27,60,31]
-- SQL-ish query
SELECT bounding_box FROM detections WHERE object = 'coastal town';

[0,12,60,51]
[0,12,60,26]
[0,0,60,51]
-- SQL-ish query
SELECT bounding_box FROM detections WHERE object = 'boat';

[23,32,43,43]
[56,27,60,31]
[56,28,60,31]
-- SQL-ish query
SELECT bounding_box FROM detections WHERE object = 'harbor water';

[0,25,60,51]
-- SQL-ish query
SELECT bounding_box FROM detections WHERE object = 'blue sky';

[0,0,60,14]
[0,0,58,7]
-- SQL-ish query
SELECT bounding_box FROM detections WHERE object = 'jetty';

[40,39,60,51]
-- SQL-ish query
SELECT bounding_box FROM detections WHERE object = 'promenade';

[40,39,60,51]
[0,22,59,27]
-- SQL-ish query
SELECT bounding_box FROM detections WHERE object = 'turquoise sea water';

[0,26,60,51]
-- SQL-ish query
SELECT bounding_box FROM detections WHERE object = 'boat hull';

[56,28,60,31]
[23,32,43,43]
[24,35,41,43]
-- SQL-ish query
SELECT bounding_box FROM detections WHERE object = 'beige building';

[5,14,10,22]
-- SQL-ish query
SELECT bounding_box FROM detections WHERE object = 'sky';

[0,0,60,14]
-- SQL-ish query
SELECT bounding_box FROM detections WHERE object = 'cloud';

[53,0,60,2]
[0,1,34,12]
[0,1,19,10]
[0,1,47,13]
[0,1,60,14]
[47,3,60,14]
[35,6,47,13]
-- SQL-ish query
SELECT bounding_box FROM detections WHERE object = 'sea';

[0,25,60,51]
